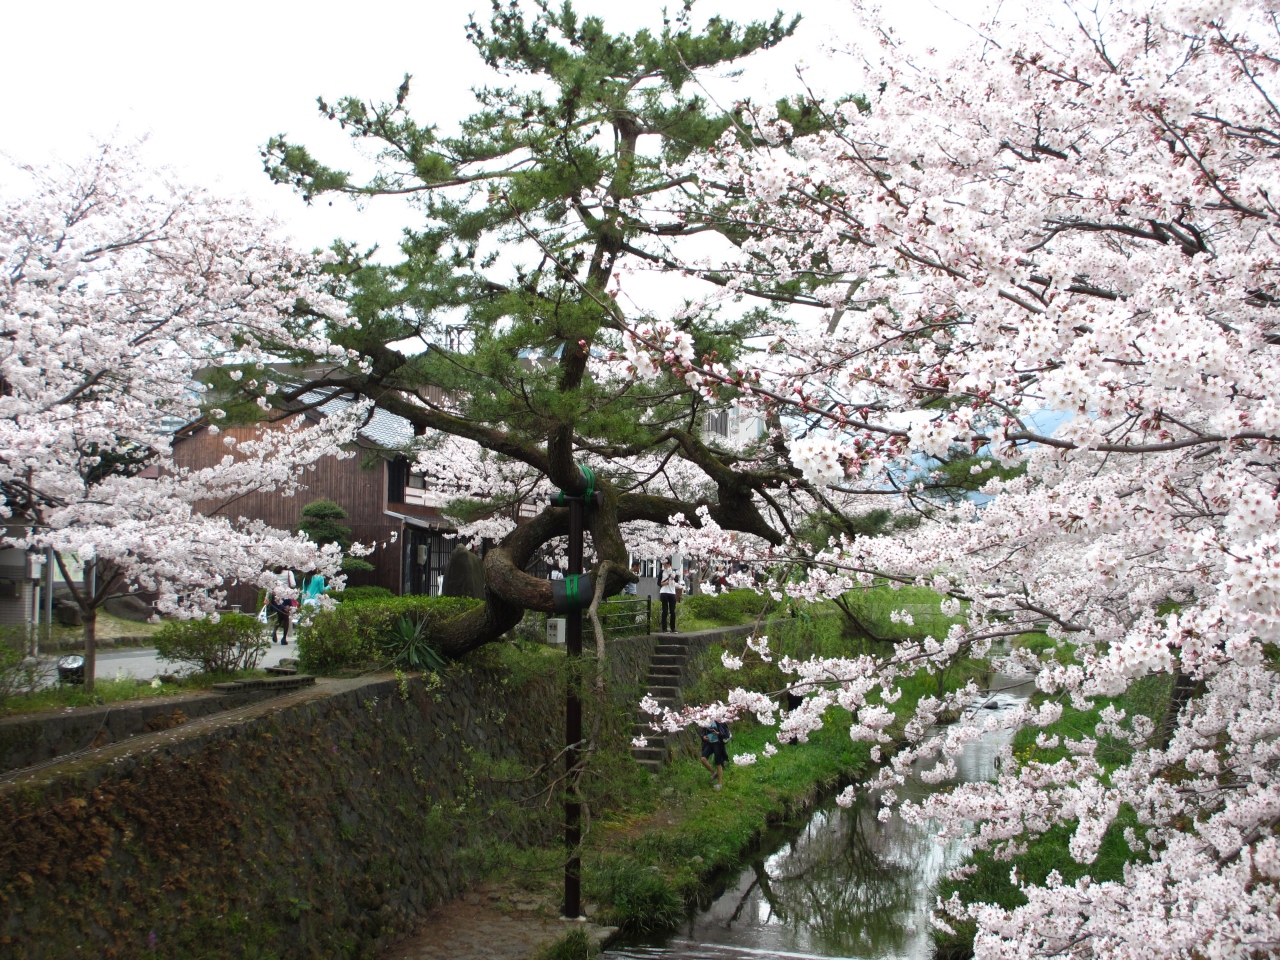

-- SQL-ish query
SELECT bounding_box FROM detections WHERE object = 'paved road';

[46,639,298,682]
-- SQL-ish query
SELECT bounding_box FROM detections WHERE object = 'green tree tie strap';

[553,464,597,506]
[551,573,595,613]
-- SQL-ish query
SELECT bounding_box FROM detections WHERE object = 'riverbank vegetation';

[932,667,1176,958]
[479,594,982,941]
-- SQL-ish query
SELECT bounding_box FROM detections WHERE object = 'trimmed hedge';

[330,584,394,604]
[152,613,267,674]
[296,595,482,673]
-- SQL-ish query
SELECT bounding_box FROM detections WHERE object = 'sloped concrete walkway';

[380,880,615,960]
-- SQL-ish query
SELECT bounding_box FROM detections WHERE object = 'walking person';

[699,719,730,790]
[269,566,296,645]
[301,571,326,609]
[658,558,682,633]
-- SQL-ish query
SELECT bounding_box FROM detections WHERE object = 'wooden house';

[171,402,456,609]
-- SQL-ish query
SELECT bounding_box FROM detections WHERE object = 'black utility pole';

[551,465,597,920]
[564,495,584,918]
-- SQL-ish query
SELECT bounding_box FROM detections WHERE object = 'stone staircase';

[630,633,691,773]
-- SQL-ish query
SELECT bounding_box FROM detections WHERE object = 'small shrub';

[385,615,448,672]
[152,613,267,674]
[331,585,394,604]
[681,588,776,626]
[296,595,482,673]
[534,928,598,960]
[0,625,40,699]
[589,858,684,933]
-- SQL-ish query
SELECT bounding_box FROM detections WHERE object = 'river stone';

[441,547,485,599]
[53,600,82,626]
[104,594,153,622]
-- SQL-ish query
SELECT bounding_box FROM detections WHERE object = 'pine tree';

[261,1,818,653]
[298,500,374,573]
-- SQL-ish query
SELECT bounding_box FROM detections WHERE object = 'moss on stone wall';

[0,645,574,959]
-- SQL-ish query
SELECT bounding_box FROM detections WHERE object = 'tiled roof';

[299,390,415,451]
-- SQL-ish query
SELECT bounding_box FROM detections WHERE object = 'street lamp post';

[549,467,601,919]
[564,495,583,919]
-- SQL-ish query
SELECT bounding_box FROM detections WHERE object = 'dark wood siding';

[172,425,403,605]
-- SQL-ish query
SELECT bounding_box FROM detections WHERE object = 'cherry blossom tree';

[626,1,1280,956]
[259,0,1280,947]
[0,145,368,686]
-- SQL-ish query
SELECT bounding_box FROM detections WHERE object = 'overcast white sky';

[0,0,989,258]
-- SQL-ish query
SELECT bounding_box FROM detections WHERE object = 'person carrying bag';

[699,719,730,790]
[658,559,682,633]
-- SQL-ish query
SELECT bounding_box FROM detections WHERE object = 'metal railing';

[598,596,652,638]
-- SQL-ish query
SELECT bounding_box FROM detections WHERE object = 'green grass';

[836,583,966,642]
[574,614,986,934]
[0,669,270,717]
[31,611,162,646]
[534,927,599,960]
[932,672,1174,956]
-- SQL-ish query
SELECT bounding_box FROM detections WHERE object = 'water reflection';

[604,685,1028,960]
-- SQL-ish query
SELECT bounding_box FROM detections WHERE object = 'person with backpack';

[699,719,731,790]
[657,558,682,633]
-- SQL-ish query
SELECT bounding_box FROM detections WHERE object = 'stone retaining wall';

[0,644,598,960]
[0,627,769,960]
[0,683,307,776]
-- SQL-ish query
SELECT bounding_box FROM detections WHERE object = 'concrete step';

[643,700,677,714]
[654,644,688,654]
[647,666,681,678]
[211,674,315,693]
[650,654,686,666]
[645,686,679,699]
[631,747,666,762]
[634,757,662,773]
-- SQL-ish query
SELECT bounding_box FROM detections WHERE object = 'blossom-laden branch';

[0,144,370,686]
[619,2,1280,957]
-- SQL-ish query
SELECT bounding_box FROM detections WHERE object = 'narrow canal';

[603,682,1029,960]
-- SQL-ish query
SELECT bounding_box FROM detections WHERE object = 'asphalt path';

[40,636,298,683]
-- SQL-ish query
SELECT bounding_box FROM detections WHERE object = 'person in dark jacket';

[698,719,730,790]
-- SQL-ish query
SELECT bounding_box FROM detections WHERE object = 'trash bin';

[57,655,85,685]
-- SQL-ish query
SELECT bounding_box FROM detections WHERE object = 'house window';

[706,409,730,438]
[387,458,409,504]
[404,529,453,595]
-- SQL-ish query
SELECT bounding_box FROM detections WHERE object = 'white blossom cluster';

[1,145,365,617]
[658,1,1280,955]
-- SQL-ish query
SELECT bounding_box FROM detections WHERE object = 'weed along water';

[603,679,1029,960]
